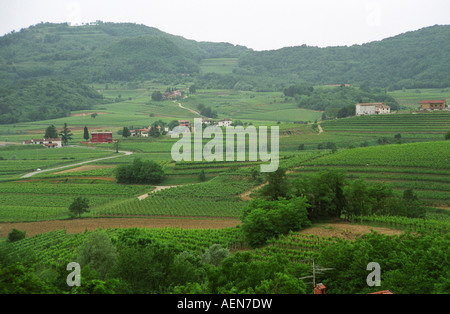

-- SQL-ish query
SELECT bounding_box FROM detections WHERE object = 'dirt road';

[21,149,133,178]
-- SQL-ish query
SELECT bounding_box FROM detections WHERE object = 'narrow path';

[138,185,179,200]
[177,101,202,116]
[21,149,133,178]
[318,124,323,134]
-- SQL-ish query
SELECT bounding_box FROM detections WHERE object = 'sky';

[0,0,449,51]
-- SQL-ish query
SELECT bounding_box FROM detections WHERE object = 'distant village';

[23,98,447,148]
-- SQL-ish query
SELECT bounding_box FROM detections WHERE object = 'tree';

[7,229,26,243]
[151,91,163,101]
[260,167,289,201]
[0,263,58,294]
[168,120,180,131]
[69,197,90,218]
[77,230,119,280]
[91,113,98,119]
[240,197,311,248]
[199,169,206,182]
[44,125,58,139]
[189,85,196,94]
[445,131,450,140]
[83,126,90,141]
[122,127,131,138]
[59,123,73,146]
[294,169,347,220]
[202,244,229,267]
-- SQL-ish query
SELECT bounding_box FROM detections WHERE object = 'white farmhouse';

[217,119,232,127]
[355,103,391,116]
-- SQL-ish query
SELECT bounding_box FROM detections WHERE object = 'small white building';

[217,119,232,127]
[23,138,62,148]
[355,103,390,116]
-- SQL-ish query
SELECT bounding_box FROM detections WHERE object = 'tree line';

[240,168,426,248]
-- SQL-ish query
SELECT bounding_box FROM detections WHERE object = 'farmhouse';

[23,138,62,148]
[178,120,190,127]
[419,100,446,111]
[91,132,113,143]
[217,119,232,127]
[164,90,183,100]
[130,127,150,137]
[355,103,391,116]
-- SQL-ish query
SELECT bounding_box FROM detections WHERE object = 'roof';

[357,103,386,106]
[91,132,112,134]
[314,283,326,290]
[368,290,394,294]
[32,138,61,142]
[419,100,446,104]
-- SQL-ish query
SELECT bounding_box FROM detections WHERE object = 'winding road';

[21,149,133,178]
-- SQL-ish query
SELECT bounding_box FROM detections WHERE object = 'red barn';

[91,132,113,143]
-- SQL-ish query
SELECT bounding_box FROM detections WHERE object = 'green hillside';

[0,22,449,90]
[291,141,450,209]
[0,78,104,124]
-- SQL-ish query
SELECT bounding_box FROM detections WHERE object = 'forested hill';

[237,25,450,89]
[0,22,248,84]
[0,78,104,124]
[0,22,448,90]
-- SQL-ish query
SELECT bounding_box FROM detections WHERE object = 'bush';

[7,229,26,242]
[115,158,164,184]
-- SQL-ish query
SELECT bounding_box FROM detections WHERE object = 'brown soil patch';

[0,217,241,238]
[299,222,404,240]
[54,165,116,174]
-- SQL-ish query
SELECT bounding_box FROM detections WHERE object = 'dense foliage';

[317,232,450,294]
[240,197,311,248]
[0,78,103,124]
[238,25,450,89]
[0,22,448,91]
[115,158,164,184]
[283,84,399,118]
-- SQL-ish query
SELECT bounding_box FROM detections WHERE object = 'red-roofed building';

[91,132,113,143]
[368,290,394,294]
[419,100,446,111]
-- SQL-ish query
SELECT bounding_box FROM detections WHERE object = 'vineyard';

[290,141,450,209]
[321,112,450,134]
[95,175,258,218]
[0,180,154,222]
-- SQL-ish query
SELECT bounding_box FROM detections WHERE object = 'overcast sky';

[1,0,449,51]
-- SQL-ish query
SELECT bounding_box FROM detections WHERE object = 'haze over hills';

[0,22,448,90]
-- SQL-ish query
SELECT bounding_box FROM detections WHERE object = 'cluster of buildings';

[174,118,232,132]
[355,99,447,116]
[23,138,62,148]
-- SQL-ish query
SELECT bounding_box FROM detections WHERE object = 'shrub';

[115,158,164,184]
[8,229,26,242]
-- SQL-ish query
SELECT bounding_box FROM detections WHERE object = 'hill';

[0,22,248,84]
[236,25,450,90]
[0,22,449,90]
[0,78,104,124]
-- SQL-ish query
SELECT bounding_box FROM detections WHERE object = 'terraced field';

[289,141,450,209]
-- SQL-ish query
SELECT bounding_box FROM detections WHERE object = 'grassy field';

[388,87,450,110]
[200,58,239,74]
